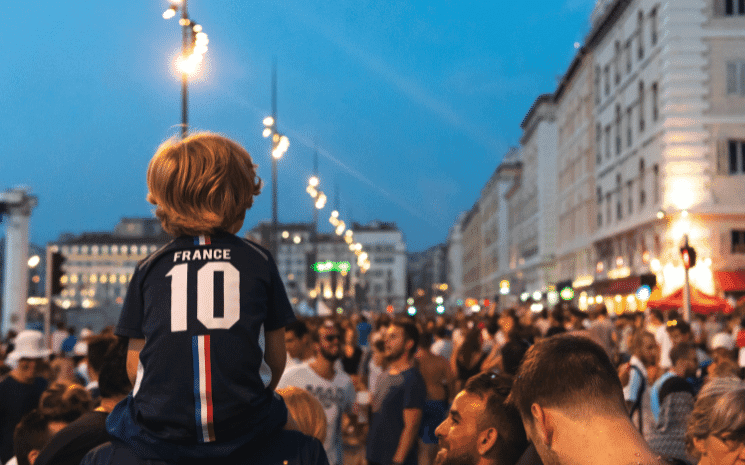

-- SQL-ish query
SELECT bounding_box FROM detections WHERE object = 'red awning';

[714,271,745,292]
[592,276,642,296]
[647,287,734,315]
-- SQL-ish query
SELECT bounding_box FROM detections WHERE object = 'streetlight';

[262,63,289,258]
[162,0,208,139]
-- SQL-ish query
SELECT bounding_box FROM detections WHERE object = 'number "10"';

[167,262,240,332]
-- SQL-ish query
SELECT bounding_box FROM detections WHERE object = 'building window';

[627,180,634,214]
[596,123,602,163]
[637,11,645,60]
[604,65,611,95]
[606,193,612,225]
[639,81,646,132]
[728,139,745,174]
[639,159,646,206]
[650,8,658,45]
[615,41,621,84]
[653,164,660,204]
[734,230,745,253]
[726,61,745,96]
[652,82,659,121]
[725,0,745,15]
[626,107,633,147]
[616,174,623,221]
[597,187,603,204]
[605,125,612,159]
[625,40,632,73]
[615,105,622,155]
[595,65,601,105]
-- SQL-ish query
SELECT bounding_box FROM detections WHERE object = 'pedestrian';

[106,132,297,462]
[367,318,426,465]
[509,334,668,465]
[278,319,356,465]
[435,371,528,465]
[0,330,50,464]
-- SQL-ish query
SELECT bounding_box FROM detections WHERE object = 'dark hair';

[391,317,420,356]
[509,334,625,422]
[98,338,132,398]
[667,320,691,335]
[14,410,51,465]
[501,339,530,376]
[650,309,664,322]
[86,335,117,374]
[38,383,93,423]
[669,342,695,366]
[286,320,310,339]
[464,372,528,464]
[419,330,434,349]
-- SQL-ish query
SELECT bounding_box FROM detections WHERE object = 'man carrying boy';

[106,133,297,462]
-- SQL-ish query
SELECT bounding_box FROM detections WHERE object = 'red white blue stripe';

[194,235,211,246]
[192,335,215,442]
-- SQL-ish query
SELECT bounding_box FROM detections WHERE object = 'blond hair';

[277,386,327,443]
[147,132,262,236]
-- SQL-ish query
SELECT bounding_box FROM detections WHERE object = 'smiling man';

[435,371,528,465]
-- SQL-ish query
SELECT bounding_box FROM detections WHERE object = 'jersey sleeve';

[115,267,146,339]
[264,254,296,332]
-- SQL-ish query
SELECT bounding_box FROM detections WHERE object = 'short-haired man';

[13,409,52,465]
[509,334,664,465]
[285,320,313,370]
[435,371,528,465]
[278,319,355,465]
[366,318,426,465]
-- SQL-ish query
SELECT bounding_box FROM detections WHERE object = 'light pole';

[163,0,208,139]
[262,62,289,258]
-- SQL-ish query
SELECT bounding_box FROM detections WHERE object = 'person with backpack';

[624,330,659,438]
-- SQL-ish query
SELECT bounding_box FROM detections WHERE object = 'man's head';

[86,334,117,379]
[384,318,419,363]
[312,319,342,362]
[650,309,664,325]
[147,132,263,236]
[509,335,626,464]
[667,320,692,347]
[435,372,528,465]
[285,320,310,360]
[14,410,51,465]
[670,342,698,378]
[631,331,659,367]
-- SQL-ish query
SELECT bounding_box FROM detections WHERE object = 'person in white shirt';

[649,310,673,369]
[278,319,355,465]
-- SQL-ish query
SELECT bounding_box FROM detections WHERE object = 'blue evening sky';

[2,0,596,252]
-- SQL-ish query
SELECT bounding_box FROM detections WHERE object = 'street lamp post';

[262,63,289,258]
[163,0,208,139]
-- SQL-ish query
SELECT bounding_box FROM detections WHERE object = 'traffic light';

[49,252,66,295]
[680,246,697,269]
[640,273,657,289]
[557,280,574,301]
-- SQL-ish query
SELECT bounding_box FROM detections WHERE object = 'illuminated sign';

[311,261,351,273]
[636,285,651,301]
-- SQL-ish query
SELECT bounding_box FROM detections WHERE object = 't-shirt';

[34,411,109,465]
[366,366,426,465]
[0,376,48,463]
[109,232,296,459]
[81,429,329,465]
[278,363,355,465]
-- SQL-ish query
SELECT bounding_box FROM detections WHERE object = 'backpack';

[628,364,646,435]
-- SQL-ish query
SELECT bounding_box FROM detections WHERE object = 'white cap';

[6,330,51,369]
[711,332,735,351]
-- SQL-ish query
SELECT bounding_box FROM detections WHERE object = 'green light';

[436,305,445,314]
[311,261,351,273]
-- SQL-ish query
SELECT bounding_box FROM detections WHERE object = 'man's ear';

[28,449,40,465]
[477,427,498,455]
[531,403,554,448]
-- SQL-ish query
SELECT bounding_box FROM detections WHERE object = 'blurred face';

[681,349,699,378]
[639,336,659,367]
[700,431,745,465]
[384,325,409,362]
[499,314,515,333]
[15,358,38,383]
[285,330,306,360]
[435,391,482,465]
[317,326,341,362]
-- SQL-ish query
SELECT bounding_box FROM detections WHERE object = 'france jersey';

[112,231,296,451]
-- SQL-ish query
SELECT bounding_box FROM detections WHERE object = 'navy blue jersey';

[113,231,295,447]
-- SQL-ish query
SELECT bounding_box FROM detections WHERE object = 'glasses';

[324,335,341,342]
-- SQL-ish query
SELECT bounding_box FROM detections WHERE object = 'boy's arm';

[127,338,146,386]
[264,328,286,392]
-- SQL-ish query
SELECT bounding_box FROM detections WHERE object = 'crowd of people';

[2,133,743,465]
